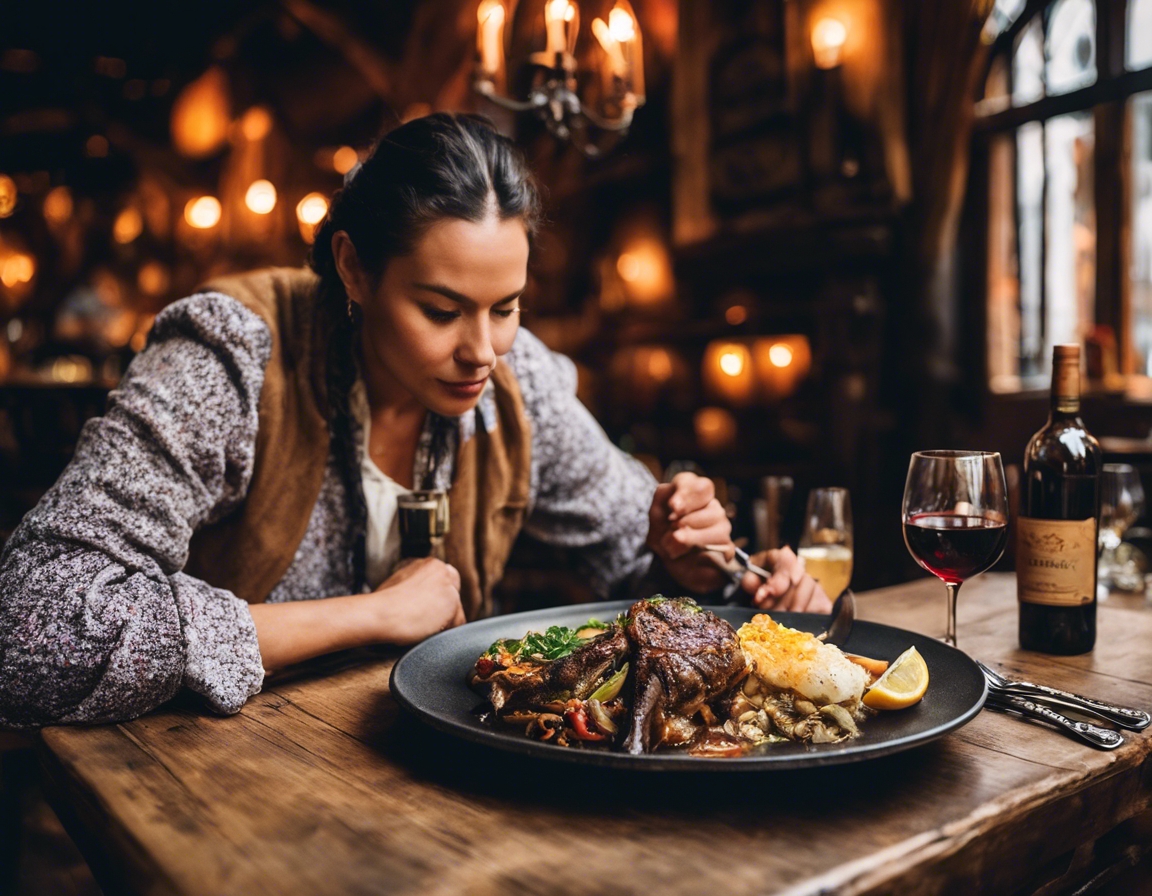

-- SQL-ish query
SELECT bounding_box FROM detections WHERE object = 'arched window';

[976,0,1152,388]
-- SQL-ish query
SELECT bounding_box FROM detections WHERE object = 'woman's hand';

[740,547,833,613]
[373,557,467,645]
[646,472,733,593]
[249,557,465,673]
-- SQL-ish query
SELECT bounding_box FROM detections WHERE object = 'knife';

[985,692,1125,750]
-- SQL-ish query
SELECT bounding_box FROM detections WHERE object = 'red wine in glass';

[903,512,1008,584]
[902,451,1009,647]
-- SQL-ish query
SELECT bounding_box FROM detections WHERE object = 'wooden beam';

[280,0,396,102]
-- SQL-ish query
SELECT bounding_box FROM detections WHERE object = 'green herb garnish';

[484,618,614,662]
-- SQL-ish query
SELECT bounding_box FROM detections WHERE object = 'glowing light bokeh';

[719,350,745,377]
[113,207,143,243]
[332,146,359,175]
[43,186,73,224]
[245,180,277,215]
[768,343,794,368]
[0,175,16,218]
[184,196,222,229]
[296,193,329,225]
[812,17,848,69]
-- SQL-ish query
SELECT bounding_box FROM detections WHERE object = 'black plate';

[389,602,987,771]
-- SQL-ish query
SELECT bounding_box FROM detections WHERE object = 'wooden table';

[36,574,1152,895]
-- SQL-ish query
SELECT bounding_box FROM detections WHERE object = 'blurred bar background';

[2,0,1152,597]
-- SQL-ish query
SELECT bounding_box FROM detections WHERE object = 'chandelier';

[474,0,645,157]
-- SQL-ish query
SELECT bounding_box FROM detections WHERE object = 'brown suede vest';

[183,267,531,620]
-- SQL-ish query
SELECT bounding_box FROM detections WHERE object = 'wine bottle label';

[1016,516,1096,606]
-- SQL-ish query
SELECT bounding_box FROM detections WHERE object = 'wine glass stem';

[944,582,961,647]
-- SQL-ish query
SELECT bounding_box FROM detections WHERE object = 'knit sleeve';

[0,292,271,728]
[505,328,657,598]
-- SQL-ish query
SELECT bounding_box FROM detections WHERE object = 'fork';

[977,660,1150,731]
[701,543,773,580]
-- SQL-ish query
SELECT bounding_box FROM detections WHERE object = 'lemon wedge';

[862,646,929,710]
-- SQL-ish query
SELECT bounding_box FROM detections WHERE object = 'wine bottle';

[1017,344,1102,654]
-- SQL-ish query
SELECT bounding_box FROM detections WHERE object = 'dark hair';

[308,112,540,589]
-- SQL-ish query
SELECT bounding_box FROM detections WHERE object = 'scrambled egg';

[737,614,868,706]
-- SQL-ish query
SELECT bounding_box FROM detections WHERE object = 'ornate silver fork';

[978,660,1149,732]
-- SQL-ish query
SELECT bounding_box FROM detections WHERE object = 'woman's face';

[345,212,529,417]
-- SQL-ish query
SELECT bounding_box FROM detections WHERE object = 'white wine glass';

[1099,464,1146,591]
[798,488,853,599]
[902,451,1008,647]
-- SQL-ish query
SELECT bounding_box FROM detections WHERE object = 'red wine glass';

[902,451,1009,647]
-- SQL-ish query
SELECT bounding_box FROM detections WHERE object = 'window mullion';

[1040,121,1049,361]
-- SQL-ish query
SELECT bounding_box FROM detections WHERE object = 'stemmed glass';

[902,451,1009,647]
[1099,464,1146,591]
[797,488,853,599]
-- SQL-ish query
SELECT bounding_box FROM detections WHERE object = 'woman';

[0,113,827,728]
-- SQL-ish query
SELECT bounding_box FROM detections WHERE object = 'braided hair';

[308,113,541,589]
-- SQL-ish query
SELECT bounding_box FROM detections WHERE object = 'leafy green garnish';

[484,618,614,662]
[643,595,700,612]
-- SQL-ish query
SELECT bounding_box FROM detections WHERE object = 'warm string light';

[614,236,672,305]
[296,192,329,243]
[719,350,745,377]
[244,180,277,215]
[703,341,755,405]
[113,207,143,243]
[753,335,812,399]
[768,343,794,367]
[0,253,35,288]
[184,195,222,229]
[703,336,812,404]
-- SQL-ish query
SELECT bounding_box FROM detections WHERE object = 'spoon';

[820,588,856,648]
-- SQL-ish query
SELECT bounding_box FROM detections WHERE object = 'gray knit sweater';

[0,292,657,728]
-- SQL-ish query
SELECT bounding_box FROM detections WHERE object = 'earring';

[346,298,361,325]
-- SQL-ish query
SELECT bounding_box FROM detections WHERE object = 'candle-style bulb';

[811,17,848,69]
[544,0,578,61]
[477,0,506,78]
[608,6,635,41]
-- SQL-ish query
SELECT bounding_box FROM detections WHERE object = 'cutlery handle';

[989,694,1125,749]
[1001,683,1151,731]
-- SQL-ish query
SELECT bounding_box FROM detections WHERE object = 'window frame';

[972,0,1152,389]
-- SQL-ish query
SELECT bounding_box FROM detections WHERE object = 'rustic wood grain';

[37,574,1152,895]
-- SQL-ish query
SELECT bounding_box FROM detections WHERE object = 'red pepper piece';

[474,657,499,679]
[564,705,607,741]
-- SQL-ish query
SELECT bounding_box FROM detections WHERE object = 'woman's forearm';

[248,559,467,673]
[248,594,379,673]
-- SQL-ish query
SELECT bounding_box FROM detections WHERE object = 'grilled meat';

[623,597,747,754]
[469,625,630,715]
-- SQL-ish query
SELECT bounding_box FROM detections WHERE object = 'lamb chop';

[623,597,747,754]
